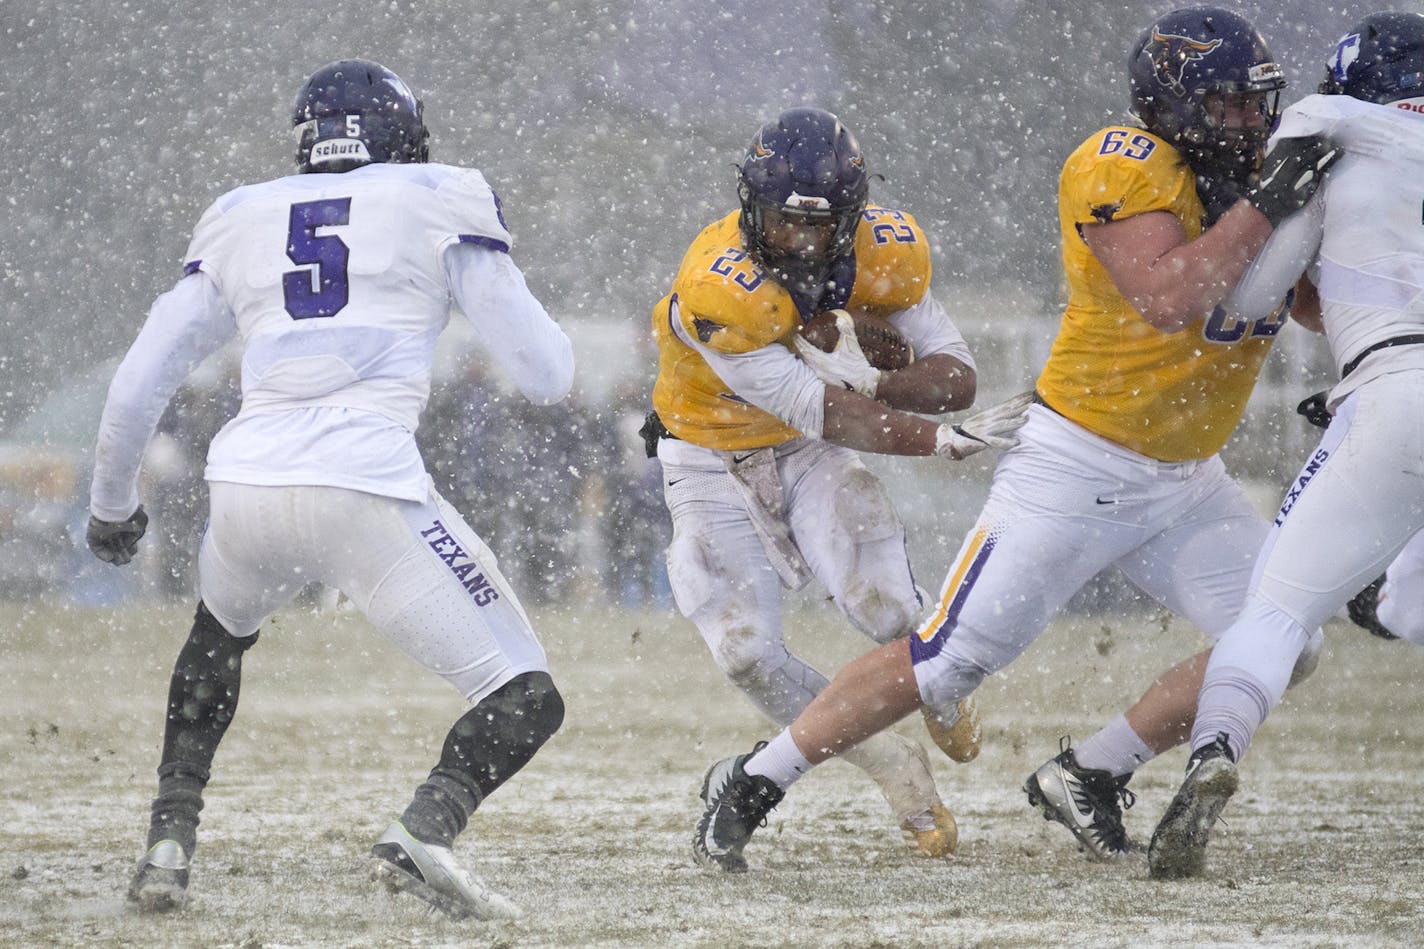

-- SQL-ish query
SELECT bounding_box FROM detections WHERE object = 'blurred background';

[0,0,1363,608]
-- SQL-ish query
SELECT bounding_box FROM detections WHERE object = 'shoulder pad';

[1062,127,1191,225]
[849,206,931,314]
[671,216,798,354]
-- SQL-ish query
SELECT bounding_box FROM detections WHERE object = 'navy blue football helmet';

[292,59,429,173]
[1321,12,1424,105]
[737,108,869,296]
[1128,7,1285,178]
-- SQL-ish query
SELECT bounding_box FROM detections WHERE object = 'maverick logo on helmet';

[1148,29,1224,97]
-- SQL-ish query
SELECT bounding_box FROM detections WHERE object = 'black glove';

[1247,135,1341,226]
[86,505,148,565]
[1195,173,1249,226]
[1295,390,1332,430]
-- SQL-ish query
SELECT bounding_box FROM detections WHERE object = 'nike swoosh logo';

[1095,497,1118,505]
[1068,794,1096,826]
[732,453,758,464]
[667,478,686,486]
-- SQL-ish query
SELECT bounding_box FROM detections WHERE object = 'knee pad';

[916,642,989,716]
[829,470,917,641]
[442,671,564,801]
[665,528,721,619]
[831,467,902,545]
[839,581,919,644]
[189,601,260,659]
[712,621,780,686]
[468,671,565,750]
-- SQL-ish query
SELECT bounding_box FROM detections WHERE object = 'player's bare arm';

[1083,207,1271,331]
[1087,132,1337,332]
[821,386,1029,460]
[874,353,976,414]
[820,387,939,455]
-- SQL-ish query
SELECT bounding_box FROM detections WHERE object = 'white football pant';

[1197,372,1424,756]
[910,404,1322,717]
[660,436,936,818]
[199,481,548,704]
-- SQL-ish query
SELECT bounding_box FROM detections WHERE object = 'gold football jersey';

[1036,126,1288,462]
[652,207,931,450]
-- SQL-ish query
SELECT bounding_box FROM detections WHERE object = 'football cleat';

[1148,735,1239,880]
[900,802,959,858]
[126,839,190,913]
[371,822,520,921]
[693,743,785,873]
[1023,740,1139,859]
[921,697,982,763]
[1346,575,1398,640]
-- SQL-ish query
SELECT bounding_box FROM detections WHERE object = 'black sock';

[400,671,564,846]
[146,602,259,855]
[147,761,209,855]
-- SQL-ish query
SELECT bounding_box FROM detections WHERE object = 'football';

[798,309,914,371]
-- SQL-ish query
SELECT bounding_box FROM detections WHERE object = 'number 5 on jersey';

[284,197,351,319]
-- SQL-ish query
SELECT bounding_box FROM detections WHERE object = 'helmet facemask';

[1181,86,1281,180]
[738,178,865,298]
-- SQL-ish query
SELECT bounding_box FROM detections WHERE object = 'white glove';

[793,310,882,398]
[934,391,1034,460]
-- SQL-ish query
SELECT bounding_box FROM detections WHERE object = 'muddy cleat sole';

[371,822,520,921]
[922,698,982,763]
[901,801,959,857]
[1148,757,1239,880]
[126,840,190,913]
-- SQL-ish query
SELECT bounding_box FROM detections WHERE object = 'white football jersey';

[91,161,572,519]
[188,162,510,430]
[1233,95,1424,396]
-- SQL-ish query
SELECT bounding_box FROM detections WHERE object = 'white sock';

[1072,714,1154,778]
[743,729,813,790]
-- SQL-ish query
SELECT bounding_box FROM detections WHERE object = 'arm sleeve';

[667,298,827,437]
[885,293,975,368]
[90,272,237,521]
[1223,193,1325,319]
[444,242,575,406]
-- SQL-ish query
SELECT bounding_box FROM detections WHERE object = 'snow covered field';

[4,599,1422,947]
